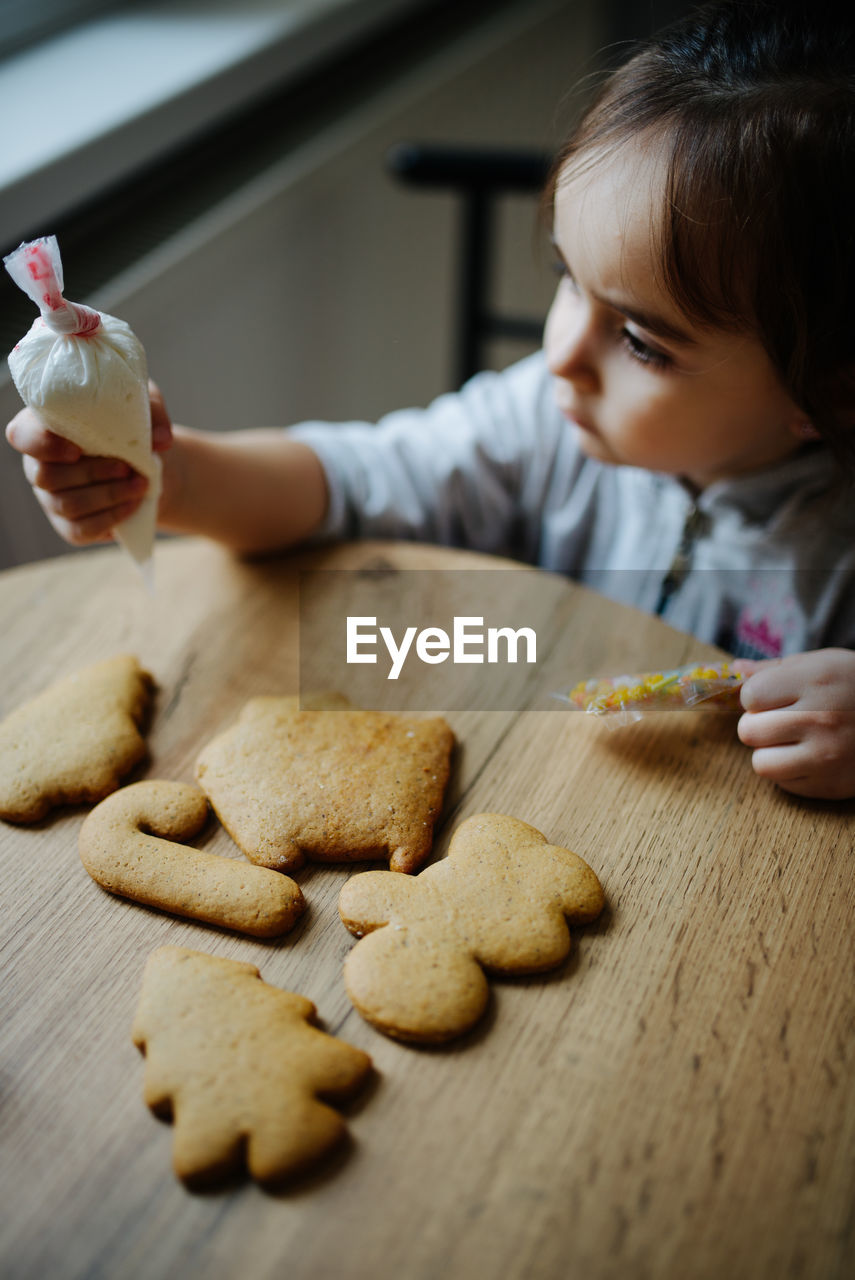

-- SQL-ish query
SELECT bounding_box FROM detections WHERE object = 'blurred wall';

[0,0,689,567]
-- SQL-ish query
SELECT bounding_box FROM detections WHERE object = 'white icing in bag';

[4,237,160,577]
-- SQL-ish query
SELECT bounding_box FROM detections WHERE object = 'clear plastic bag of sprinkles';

[558,662,744,726]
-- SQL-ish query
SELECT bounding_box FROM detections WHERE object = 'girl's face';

[544,145,806,489]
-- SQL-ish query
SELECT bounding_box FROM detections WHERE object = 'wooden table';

[2,537,853,1280]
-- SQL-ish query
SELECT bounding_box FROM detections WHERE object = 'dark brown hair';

[549,0,855,469]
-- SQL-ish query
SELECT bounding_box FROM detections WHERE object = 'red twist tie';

[69,304,102,336]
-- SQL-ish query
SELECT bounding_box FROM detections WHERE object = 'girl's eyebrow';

[608,297,698,347]
[550,238,698,347]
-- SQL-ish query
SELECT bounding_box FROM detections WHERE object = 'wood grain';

[1,537,853,1280]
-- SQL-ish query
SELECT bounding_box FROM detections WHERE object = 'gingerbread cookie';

[132,946,372,1187]
[195,694,453,874]
[338,813,605,1043]
[0,654,153,822]
[80,780,304,937]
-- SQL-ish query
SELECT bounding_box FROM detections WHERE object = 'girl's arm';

[737,649,855,799]
[5,383,329,555]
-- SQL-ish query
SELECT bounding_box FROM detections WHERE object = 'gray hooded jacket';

[291,352,855,658]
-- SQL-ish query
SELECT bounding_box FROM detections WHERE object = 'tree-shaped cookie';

[132,947,372,1187]
[338,813,605,1043]
[0,653,153,822]
[195,694,453,874]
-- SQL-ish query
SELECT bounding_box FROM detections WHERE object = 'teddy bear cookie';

[80,780,305,937]
[0,653,153,822]
[338,813,605,1043]
[195,693,453,874]
[132,946,373,1187]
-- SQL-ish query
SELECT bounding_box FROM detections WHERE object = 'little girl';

[7,0,855,799]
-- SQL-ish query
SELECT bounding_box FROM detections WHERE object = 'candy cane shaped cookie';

[80,780,305,936]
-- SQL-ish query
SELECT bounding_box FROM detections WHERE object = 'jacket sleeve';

[287,352,568,561]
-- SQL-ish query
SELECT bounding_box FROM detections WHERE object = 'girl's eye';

[551,257,578,289]
[621,327,672,370]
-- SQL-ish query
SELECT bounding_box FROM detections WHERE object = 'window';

[0,0,133,59]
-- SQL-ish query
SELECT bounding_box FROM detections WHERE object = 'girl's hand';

[5,382,173,546]
[736,649,855,799]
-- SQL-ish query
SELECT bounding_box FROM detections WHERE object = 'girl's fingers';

[149,382,174,452]
[23,454,133,492]
[9,401,170,462]
[746,743,845,798]
[731,659,765,677]
[736,707,800,749]
[44,498,148,547]
[38,473,148,524]
[152,421,172,452]
[8,387,170,551]
[749,743,809,782]
[739,664,798,712]
[6,412,82,462]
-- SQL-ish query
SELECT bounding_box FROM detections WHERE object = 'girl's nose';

[545,293,599,394]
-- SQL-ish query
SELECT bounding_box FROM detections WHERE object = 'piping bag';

[4,236,161,586]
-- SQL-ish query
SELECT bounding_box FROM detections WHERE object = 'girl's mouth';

[556,401,597,436]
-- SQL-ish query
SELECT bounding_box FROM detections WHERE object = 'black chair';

[387,141,553,386]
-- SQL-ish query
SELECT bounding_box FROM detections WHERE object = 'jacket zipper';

[654,500,707,616]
